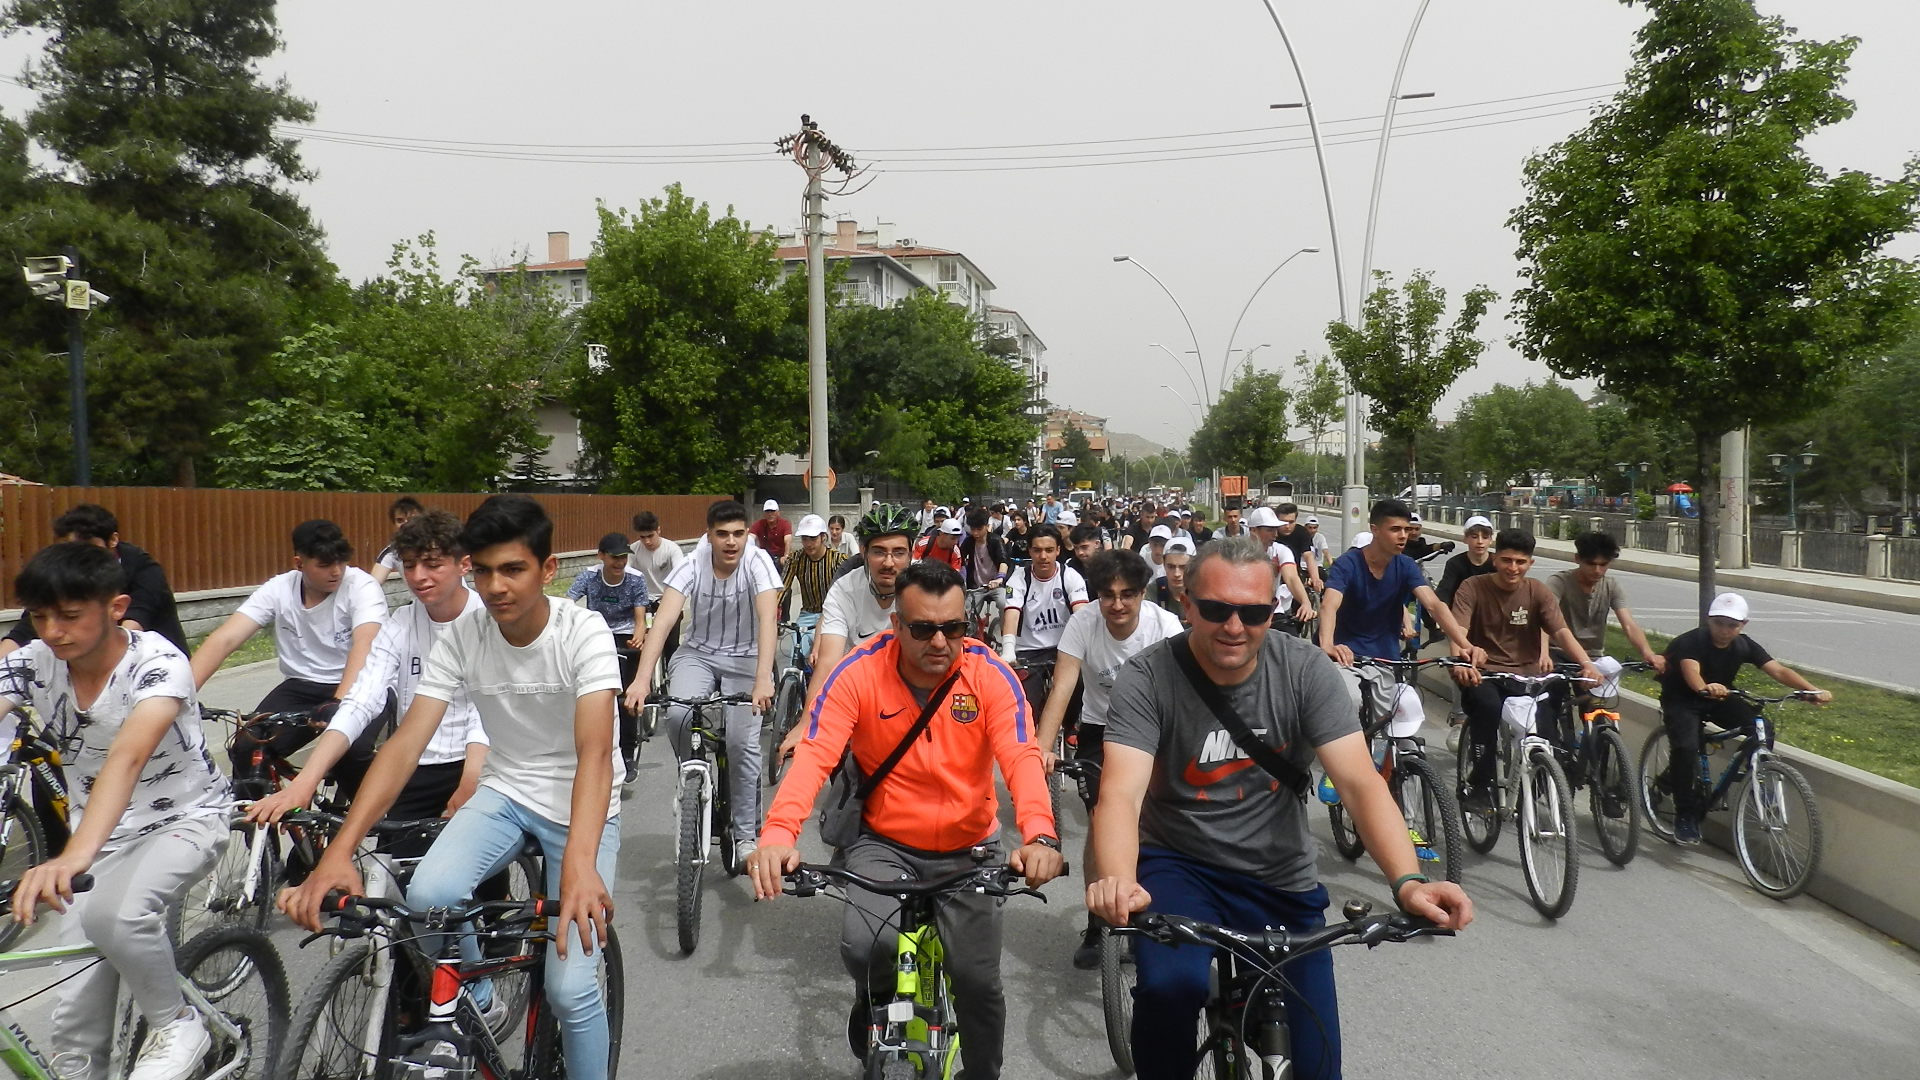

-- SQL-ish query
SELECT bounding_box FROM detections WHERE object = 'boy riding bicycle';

[6,543,232,1080]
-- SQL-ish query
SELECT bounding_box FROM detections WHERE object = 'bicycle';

[1318,657,1465,886]
[1012,656,1068,832]
[0,873,288,1080]
[762,621,813,788]
[661,691,754,955]
[0,713,71,952]
[1112,899,1450,1079]
[287,887,622,1080]
[1453,666,1581,919]
[1553,660,1644,867]
[1051,757,1141,1077]
[964,586,1002,651]
[1636,686,1825,899]
[782,855,1055,1080]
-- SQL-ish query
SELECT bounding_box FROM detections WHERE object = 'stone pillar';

[858,486,875,509]
[1780,530,1803,570]
[1667,521,1684,555]
[1866,534,1890,580]
[1719,426,1750,569]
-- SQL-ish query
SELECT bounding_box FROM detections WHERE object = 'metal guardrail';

[1751,526,1785,567]
[1802,530,1870,576]
[1889,537,1920,583]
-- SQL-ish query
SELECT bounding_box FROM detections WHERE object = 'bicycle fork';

[881,924,955,1074]
[673,760,715,866]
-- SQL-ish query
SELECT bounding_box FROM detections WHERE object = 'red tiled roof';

[773,246,883,260]
[873,245,959,258]
[480,259,586,274]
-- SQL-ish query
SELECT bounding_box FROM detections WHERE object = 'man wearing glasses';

[1087,537,1473,1079]
[749,561,1062,1080]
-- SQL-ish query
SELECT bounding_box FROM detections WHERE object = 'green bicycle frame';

[0,942,102,1079]
[892,922,959,1079]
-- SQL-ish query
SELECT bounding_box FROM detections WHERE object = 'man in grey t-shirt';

[1546,531,1667,673]
[1088,537,1473,1080]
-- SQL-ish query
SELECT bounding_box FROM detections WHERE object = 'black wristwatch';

[1028,834,1061,851]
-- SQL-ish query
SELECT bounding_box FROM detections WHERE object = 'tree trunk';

[1695,431,1716,624]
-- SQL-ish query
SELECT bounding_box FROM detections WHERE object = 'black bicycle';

[1321,657,1465,886]
[660,691,754,954]
[1553,661,1644,866]
[1637,686,1825,899]
[1114,901,1450,1079]
[763,621,813,788]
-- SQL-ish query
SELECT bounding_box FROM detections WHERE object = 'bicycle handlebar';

[656,693,754,707]
[1116,906,1449,960]
[0,872,93,911]
[283,808,451,841]
[783,860,1061,904]
[1717,687,1823,706]
[1476,669,1590,689]
[314,890,556,930]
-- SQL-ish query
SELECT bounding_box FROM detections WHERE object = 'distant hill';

[1106,430,1170,461]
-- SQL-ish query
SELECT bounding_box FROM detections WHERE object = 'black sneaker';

[623,753,640,785]
[1675,816,1702,846]
[848,993,870,1061]
[1073,923,1102,970]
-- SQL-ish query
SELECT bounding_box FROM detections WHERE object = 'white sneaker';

[129,1006,211,1080]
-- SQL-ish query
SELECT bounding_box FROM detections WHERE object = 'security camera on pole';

[22,248,110,485]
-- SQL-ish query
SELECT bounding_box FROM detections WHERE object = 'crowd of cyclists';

[0,488,1833,1079]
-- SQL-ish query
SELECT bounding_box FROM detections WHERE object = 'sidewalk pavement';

[1420,520,1920,617]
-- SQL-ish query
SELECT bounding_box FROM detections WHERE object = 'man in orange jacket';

[748,560,1063,1080]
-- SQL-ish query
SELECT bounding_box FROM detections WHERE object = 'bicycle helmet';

[856,502,920,545]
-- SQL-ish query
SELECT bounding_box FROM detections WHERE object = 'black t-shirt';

[1277,527,1313,568]
[1436,552,1496,606]
[1123,522,1154,550]
[1659,627,1773,703]
[1004,528,1031,565]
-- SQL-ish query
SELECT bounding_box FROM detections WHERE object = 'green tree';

[1189,364,1291,477]
[211,326,403,491]
[1451,382,1599,490]
[575,185,808,494]
[0,0,333,485]
[1510,0,1920,611]
[1325,270,1495,481]
[1292,352,1344,496]
[1055,426,1108,493]
[827,290,1036,495]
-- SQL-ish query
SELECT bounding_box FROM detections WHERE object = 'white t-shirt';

[237,567,388,684]
[1004,565,1089,652]
[627,536,687,599]
[830,533,859,559]
[415,597,622,823]
[1057,604,1185,726]
[1268,541,1299,613]
[328,590,489,766]
[1310,532,1332,565]
[664,548,782,658]
[376,546,402,572]
[818,567,895,645]
[0,631,227,847]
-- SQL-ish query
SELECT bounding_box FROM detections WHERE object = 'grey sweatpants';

[840,834,1008,1080]
[664,649,762,842]
[53,813,227,1062]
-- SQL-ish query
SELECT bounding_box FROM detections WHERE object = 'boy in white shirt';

[6,543,231,1080]
[998,524,1090,712]
[245,510,489,830]
[283,496,621,1080]
[193,519,387,796]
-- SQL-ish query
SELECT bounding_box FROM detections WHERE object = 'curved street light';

[1160,384,1203,429]
[1116,255,1210,405]
[1222,247,1318,392]
[1148,343,1207,410]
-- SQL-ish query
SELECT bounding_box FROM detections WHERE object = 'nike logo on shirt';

[1182,758,1258,787]
[879,707,906,720]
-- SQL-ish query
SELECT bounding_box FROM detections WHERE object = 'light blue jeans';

[405,786,620,1080]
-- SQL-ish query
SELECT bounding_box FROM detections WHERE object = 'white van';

[1397,484,1441,500]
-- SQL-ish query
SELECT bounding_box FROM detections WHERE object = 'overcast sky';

[6,1,1917,450]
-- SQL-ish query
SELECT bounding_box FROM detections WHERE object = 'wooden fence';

[0,486,718,610]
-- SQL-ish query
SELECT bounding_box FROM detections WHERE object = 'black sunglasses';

[903,620,969,641]
[1189,596,1275,627]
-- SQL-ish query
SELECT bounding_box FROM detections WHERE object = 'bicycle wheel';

[1636,729,1678,842]
[764,670,807,787]
[863,1053,917,1079]
[676,770,707,955]
[1517,745,1578,919]
[166,925,289,1080]
[1397,754,1465,885]
[174,823,278,991]
[1099,928,1136,1075]
[526,925,624,1079]
[1588,728,1640,866]
[1734,759,1823,900]
[1458,724,1501,854]
[279,941,398,1079]
[1325,799,1365,861]
[0,796,47,951]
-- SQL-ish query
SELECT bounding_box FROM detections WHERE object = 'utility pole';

[23,247,108,485]
[779,115,862,520]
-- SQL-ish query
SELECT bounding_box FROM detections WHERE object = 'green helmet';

[857,502,920,545]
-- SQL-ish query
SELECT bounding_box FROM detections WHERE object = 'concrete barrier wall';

[1420,668,1920,946]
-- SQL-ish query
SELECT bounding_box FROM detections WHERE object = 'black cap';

[597,532,630,554]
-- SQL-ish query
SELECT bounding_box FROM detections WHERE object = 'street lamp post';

[1147,344,1207,409]
[1766,447,1817,532]
[1160,385,1203,430]
[1115,256,1208,406]
[1222,246,1319,392]
[1614,460,1653,505]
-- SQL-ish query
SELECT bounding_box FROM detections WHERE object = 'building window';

[571,279,584,302]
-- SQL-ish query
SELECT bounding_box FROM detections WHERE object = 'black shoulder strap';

[856,665,965,800]
[1167,632,1311,799]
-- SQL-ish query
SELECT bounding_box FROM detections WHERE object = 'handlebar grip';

[322,890,356,912]
[69,873,94,894]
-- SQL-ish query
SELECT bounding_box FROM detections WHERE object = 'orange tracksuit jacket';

[761,631,1055,852]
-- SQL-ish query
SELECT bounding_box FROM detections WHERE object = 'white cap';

[795,514,828,537]
[1464,514,1494,532]
[937,518,964,536]
[1166,537,1196,556]
[762,499,779,511]
[1352,531,1373,549]
[1178,508,1193,517]
[1149,524,1174,541]
[935,505,951,516]
[1708,593,1750,621]
[1304,515,1319,526]
[1060,511,1082,526]
[1409,512,1422,524]
[1247,506,1282,529]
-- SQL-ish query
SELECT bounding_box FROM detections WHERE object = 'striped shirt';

[328,591,489,766]
[781,548,845,614]
[664,549,783,658]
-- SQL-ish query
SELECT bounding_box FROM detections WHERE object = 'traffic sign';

[802,465,838,490]
[65,279,90,310]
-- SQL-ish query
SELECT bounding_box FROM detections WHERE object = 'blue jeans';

[406,787,620,1080]
[1132,848,1338,1080]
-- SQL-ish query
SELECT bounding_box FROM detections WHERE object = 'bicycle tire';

[1326,800,1365,861]
[1588,727,1640,866]
[1734,759,1823,900]
[1517,745,1578,919]
[863,1053,916,1079]
[0,795,48,951]
[278,941,399,1079]
[1458,725,1501,854]
[1636,729,1679,842]
[166,925,290,1080]
[764,670,807,787]
[1398,754,1465,885]
[1099,927,1136,1075]
[526,925,624,1079]
[676,770,707,955]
